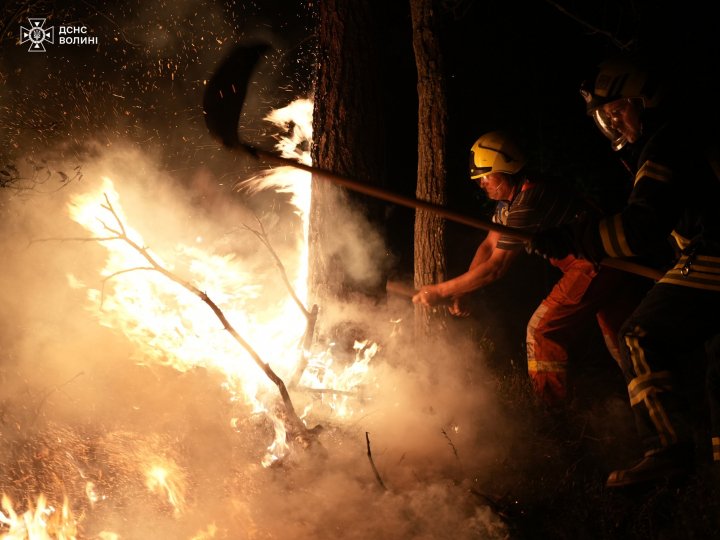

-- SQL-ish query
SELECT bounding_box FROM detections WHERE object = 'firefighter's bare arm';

[468,230,500,269]
[412,234,518,307]
[447,230,500,316]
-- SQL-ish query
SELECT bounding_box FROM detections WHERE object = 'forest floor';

[478,337,720,540]
[1,282,717,539]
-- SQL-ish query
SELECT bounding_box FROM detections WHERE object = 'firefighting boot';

[605,444,694,488]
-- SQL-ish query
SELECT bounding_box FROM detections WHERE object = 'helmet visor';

[469,166,492,180]
[590,107,627,151]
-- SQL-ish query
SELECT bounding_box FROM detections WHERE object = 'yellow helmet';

[469,131,526,180]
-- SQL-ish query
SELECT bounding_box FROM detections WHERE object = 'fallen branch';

[469,489,520,525]
[297,386,357,397]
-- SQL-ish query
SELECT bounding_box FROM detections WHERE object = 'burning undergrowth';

[0,2,512,536]
[0,140,511,538]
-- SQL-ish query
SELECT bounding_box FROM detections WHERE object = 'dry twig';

[441,428,460,462]
[365,432,387,491]
[32,371,85,424]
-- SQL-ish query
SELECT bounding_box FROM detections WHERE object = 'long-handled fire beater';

[202,42,663,285]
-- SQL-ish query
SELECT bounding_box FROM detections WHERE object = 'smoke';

[0,142,512,538]
[0,2,514,538]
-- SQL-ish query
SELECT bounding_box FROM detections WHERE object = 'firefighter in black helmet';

[414,131,649,407]
[530,56,720,487]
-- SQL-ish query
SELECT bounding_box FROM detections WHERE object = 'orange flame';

[66,98,377,466]
[0,494,77,539]
[189,523,218,540]
[237,98,313,297]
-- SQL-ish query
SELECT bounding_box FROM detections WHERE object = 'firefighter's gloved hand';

[527,225,577,260]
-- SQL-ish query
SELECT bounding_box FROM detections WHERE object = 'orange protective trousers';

[526,255,648,406]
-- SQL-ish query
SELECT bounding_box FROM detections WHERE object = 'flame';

[189,523,218,540]
[0,494,77,539]
[236,98,313,297]
[84,483,101,507]
[300,341,377,418]
[69,176,303,413]
[66,97,377,466]
[260,413,288,468]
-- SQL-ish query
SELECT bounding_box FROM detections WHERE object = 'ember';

[0,4,510,538]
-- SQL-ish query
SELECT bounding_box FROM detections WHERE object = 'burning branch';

[243,215,311,320]
[46,193,319,447]
[242,216,319,387]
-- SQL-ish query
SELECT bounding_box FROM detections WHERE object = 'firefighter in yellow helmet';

[414,131,650,406]
[530,56,720,487]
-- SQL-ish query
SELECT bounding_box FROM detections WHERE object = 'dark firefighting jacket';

[586,120,720,291]
[493,177,588,251]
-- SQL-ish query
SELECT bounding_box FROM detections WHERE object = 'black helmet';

[581,57,663,150]
[581,57,663,112]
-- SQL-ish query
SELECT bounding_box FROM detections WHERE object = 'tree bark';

[309,0,387,310]
[410,0,448,336]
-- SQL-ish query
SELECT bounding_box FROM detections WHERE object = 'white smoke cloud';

[0,143,511,539]
[0,1,517,535]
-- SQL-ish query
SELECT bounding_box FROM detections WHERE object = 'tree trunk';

[410,0,448,337]
[309,0,390,339]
